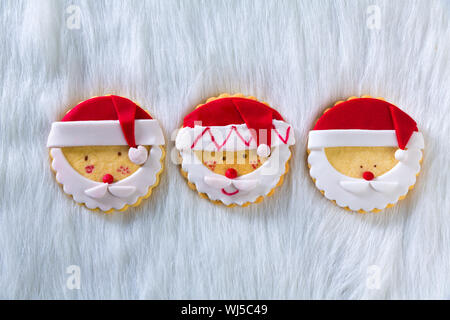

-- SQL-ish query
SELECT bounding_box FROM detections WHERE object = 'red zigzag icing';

[190,126,291,150]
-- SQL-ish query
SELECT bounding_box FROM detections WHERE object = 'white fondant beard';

[50,147,163,211]
[180,146,291,206]
[307,148,422,211]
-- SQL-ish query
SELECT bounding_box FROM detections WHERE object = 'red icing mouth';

[85,165,94,173]
[221,188,239,196]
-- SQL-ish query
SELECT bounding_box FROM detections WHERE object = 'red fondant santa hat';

[47,95,165,164]
[175,97,295,156]
[308,98,424,158]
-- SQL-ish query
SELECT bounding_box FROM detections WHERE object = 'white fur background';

[1,0,449,299]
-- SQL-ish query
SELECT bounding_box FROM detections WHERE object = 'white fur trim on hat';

[307,130,424,149]
[47,120,165,147]
[175,120,295,152]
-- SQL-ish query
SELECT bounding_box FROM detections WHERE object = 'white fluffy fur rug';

[1,0,449,299]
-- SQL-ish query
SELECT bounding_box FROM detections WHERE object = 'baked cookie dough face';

[324,147,398,179]
[195,150,267,176]
[62,146,150,183]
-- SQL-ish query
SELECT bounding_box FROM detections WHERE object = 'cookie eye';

[85,156,88,161]
[374,165,377,168]
[360,165,363,168]
[118,152,122,156]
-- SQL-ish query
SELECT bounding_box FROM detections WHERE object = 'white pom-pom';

[128,145,148,165]
[395,149,408,162]
[257,144,271,157]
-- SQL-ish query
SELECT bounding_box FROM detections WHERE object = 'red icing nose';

[225,168,238,179]
[103,174,114,184]
[362,171,374,181]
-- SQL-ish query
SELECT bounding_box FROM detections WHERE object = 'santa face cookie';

[47,95,165,212]
[175,94,295,207]
[307,97,424,213]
